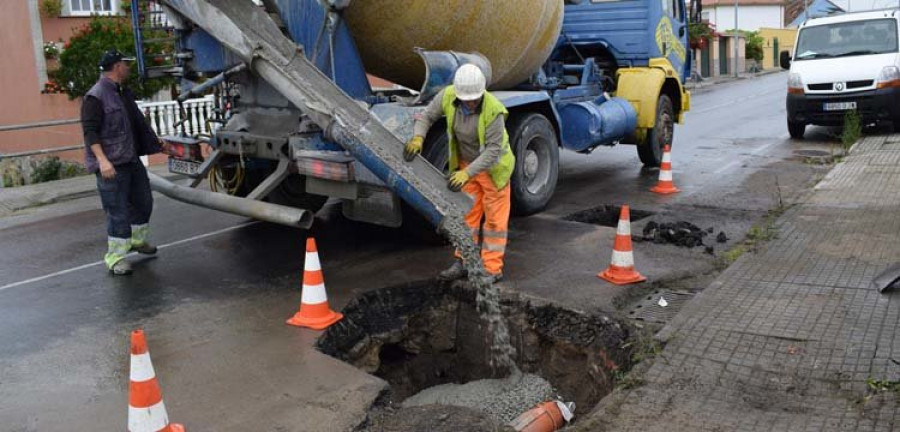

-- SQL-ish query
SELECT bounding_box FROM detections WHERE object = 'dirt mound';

[636,221,727,254]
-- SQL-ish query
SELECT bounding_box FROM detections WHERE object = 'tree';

[689,21,717,49]
[50,16,172,100]
[743,31,765,63]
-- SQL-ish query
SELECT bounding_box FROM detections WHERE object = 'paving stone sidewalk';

[580,135,900,431]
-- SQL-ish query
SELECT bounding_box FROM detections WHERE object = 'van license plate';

[169,158,201,176]
[823,102,857,111]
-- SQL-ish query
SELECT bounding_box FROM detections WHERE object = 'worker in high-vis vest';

[405,64,515,283]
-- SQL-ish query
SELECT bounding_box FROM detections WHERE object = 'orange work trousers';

[454,166,511,275]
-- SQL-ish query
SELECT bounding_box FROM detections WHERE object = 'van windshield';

[795,18,898,60]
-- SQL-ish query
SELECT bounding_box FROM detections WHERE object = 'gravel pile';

[402,372,555,424]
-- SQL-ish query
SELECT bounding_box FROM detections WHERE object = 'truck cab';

[783,9,900,138]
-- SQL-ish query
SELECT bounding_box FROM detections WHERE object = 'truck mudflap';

[158,0,472,229]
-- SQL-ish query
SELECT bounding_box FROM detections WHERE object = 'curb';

[0,164,181,217]
[685,69,784,91]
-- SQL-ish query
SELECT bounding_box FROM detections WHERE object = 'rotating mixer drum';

[343,0,565,91]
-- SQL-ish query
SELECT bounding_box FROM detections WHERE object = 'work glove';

[404,136,424,162]
[447,170,470,192]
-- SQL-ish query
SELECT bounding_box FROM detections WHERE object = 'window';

[66,0,116,16]
[795,19,899,61]
[672,0,684,21]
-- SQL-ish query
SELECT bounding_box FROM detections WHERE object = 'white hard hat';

[453,64,486,101]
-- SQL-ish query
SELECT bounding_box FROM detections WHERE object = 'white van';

[782,9,900,139]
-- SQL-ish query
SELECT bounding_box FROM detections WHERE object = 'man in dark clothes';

[81,49,170,275]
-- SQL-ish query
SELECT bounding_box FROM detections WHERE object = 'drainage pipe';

[147,172,314,228]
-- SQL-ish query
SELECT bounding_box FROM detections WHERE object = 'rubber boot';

[438,260,468,281]
[130,224,157,255]
[106,237,132,275]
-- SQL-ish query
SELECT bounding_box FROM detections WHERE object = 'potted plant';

[43,41,60,60]
[39,0,63,18]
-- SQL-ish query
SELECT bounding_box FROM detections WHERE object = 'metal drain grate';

[628,290,695,324]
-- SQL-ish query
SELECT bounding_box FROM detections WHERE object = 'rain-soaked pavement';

[0,72,846,430]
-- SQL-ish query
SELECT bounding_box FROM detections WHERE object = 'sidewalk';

[0,164,174,217]
[579,134,900,431]
[685,69,784,92]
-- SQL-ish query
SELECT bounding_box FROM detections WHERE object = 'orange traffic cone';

[129,329,185,432]
[650,145,680,195]
[286,238,343,330]
[508,400,575,432]
[598,205,647,285]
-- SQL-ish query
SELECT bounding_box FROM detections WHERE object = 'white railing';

[147,1,172,28]
[139,95,217,137]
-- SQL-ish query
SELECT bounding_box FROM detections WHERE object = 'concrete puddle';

[318,281,633,430]
[562,205,654,227]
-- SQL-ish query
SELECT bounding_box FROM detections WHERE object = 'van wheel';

[788,120,805,139]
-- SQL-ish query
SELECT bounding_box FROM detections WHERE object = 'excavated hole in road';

[318,281,633,429]
[563,205,655,227]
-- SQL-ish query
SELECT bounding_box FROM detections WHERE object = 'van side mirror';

[780,51,792,70]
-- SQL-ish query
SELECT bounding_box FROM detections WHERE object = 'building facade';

[702,0,786,31]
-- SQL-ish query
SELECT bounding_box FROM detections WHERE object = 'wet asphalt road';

[0,71,843,430]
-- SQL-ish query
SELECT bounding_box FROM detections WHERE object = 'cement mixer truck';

[133,0,690,231]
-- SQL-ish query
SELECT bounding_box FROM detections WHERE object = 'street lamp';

[733,0,739,77]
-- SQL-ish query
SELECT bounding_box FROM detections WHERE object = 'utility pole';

[733,0,739,77]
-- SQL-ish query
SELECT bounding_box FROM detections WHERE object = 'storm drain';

[318,282,636,429]
[628,290,695,324]
[793,149,835,164]
[563,205,654,227]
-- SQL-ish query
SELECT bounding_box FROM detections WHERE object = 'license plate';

[823,102,857,111]
[168,158,201,176]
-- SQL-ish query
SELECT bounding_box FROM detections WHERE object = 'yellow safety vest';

[441,86,516,190]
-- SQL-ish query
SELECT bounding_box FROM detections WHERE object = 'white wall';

[709,5,784,30]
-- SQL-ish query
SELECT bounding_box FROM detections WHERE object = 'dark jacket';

[81,76,161,173]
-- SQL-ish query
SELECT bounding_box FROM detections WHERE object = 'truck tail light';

[297,157,354,183]
[877,66,900,89]
[162,136,203,162]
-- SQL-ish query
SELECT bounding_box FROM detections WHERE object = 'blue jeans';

[96,161,153,239]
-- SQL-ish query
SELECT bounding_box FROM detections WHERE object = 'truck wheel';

[637,94,674,167]
[509,113,559,216]
[788,120,805,139]
[267,174,328,213]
